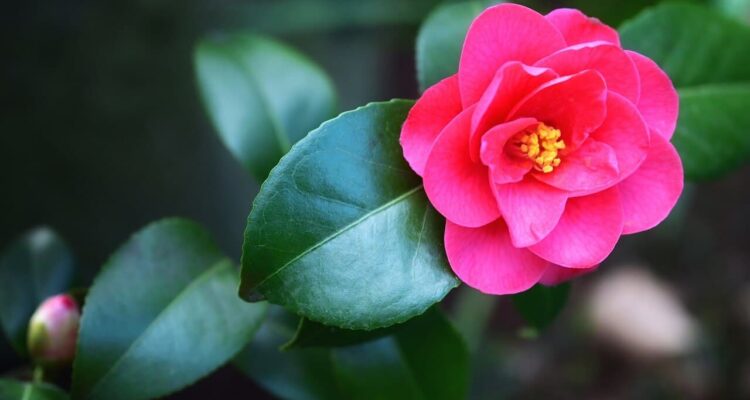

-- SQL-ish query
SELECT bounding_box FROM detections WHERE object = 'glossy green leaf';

[284,318,400,349]
[195,34,336,181]
[511,283,570,331]
[0,379,69,400]
[0,228,74,355]
[621,3,750,179]
[235,307,469,400]
[71,219,267,400]
[240,100,459,330]
[415,2,482,92]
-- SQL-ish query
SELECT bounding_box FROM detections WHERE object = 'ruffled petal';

[535,42,640,103]
[627,51,679,140]
[530,187,624,268]
[400,75,463,175]
[533,139,620,194]
[591,92,650,181]
[539,264,598,286]
[424,106,500,227]
[619,134,684,234]
[509,70,607,150]
[493,177,568,248]
[445,220,549,295]
[459,3,566,106]
[470,62,557,161]
[480,117,537,184]
[545,8,620,46]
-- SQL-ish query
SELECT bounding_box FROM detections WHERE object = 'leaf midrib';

[85,260,229,398]
[252,185,424,290]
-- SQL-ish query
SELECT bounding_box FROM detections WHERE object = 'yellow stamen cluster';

[517,123,566,173]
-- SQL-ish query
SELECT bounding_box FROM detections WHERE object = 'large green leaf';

[71,219,267,400]
[0,380,69,400]
[511,283,570,332]
[0,228,74,355]
[620,3,750,179]
[194,34,336,181]
[415,1,482,92]
[235,307,469,400]
[240,100,458,330]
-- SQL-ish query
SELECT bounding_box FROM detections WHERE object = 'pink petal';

[539,264,598,286]
[459,3,566,106]
[445,219,550,295]
[400,75,463,175]
[619,134,684,234]
[545,8,620,46]
[509,70,607,150]
[470,63,557,161]
[533,139,620,194]
[535,42,640,103]
[480,117,537,184]
[423,106,500,227]
[591,92,650,181]
[530,187,624,268]
[493,177,568,248]
[627,51,679,140]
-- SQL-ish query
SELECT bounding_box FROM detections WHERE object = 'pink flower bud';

[27,294,80,365]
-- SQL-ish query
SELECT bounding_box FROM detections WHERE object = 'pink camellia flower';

[401,4,683,294]
[27,294,81,365]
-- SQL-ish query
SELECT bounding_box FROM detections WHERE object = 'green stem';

[32,365,44,384]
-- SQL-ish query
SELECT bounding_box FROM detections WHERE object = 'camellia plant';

[2,2,750,399]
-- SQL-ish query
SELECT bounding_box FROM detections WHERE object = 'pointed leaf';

[195,34,336,181]
[511,283,570,331]
[240,100,458,330]
[72,219,267,400]
[0,228,74,356]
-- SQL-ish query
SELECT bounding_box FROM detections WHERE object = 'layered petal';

[627,51,679,139]
[591,92,650,181]
[445,220,549,295]
[619,134,684,234]
[400,75,463,175]
[459,3,566,106]
[509,70,607,150]
[545,8,620,46]
[470,63,557,160]
[493,177,568,248]
[533,139,620,194]
[539,264,598,286]
[535,42,640,103]
[480,117,537,184]
[530,187,624,268]
[424,106,500,227]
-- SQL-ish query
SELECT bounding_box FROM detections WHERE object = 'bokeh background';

[2,0,749,398]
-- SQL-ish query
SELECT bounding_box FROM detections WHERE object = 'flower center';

[514,122,566,174]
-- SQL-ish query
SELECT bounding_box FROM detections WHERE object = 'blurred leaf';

[195,34,336,181]
[0,227,74,356]
[235,307,469,400]
[0,379,69,400]
[511,284,570,331]
[239,100,458,330]
[416,1,482,92]
[284,318,399,349]
[234,306,341,400]
[71,219,267,400]
[621,3,750,180]
[450,286,497,352]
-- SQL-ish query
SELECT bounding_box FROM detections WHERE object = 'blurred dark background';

[2,0,749,398]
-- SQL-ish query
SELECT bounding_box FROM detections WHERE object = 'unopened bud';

[27,294,80,366]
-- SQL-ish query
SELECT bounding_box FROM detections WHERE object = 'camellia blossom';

[401,4,683,294]
[27,294,81,365]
